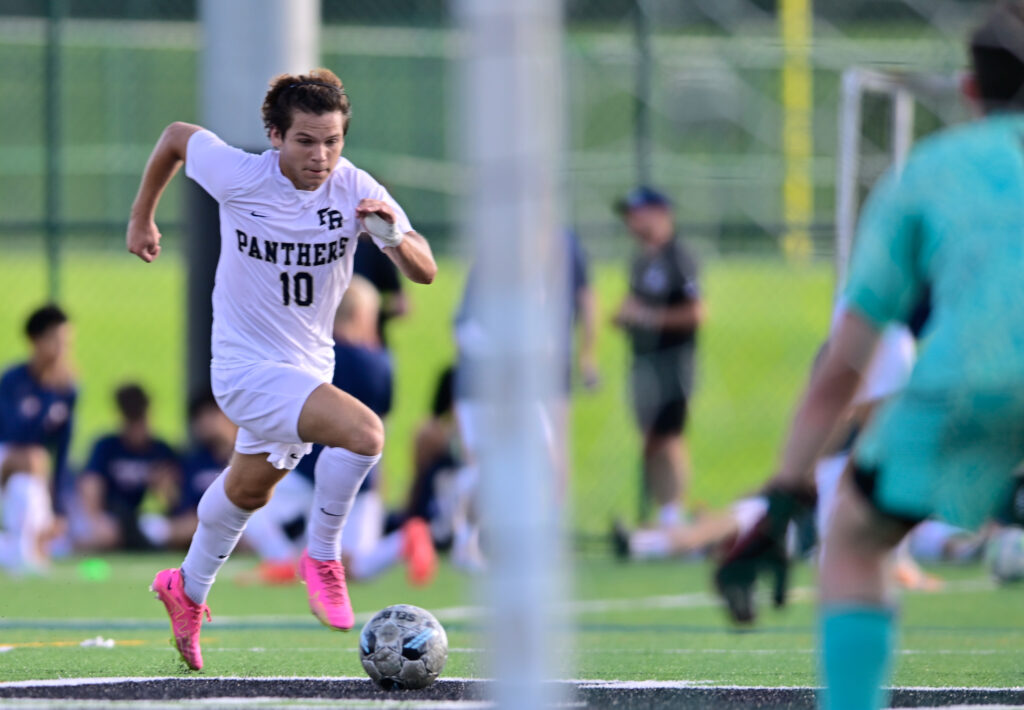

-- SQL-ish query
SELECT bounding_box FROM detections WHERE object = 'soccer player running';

[714,5,1024,708]
[126,69,436,671]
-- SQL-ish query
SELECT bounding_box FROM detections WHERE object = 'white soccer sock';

[243,506,297,562]
[2,473,51,569]
[306,447,380,562]
[181,471,252,604]
[348,529,404,580]
[658,502,682,528]
[629,528,673,560]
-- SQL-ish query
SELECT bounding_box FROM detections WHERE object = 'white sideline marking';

[4,677,1024,692]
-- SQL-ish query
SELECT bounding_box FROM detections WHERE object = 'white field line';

[4,676,1024,693]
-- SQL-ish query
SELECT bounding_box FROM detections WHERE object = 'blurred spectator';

[568,230,600,392]
[156,393,238,549]
[451,229,598,553]
[354,232,408,348]
[0,304,76,572]
[74,383,179,551]
[388,365,469,553]
[613,187,704,528]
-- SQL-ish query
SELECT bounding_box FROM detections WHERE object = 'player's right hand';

[127,217,162,263]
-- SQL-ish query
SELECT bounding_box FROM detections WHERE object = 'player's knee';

[222,477,273,511]
[348,415,385,457]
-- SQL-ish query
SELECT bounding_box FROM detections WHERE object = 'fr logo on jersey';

[318,207,344,230]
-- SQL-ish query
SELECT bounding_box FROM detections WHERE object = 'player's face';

[30,323,71,365]
[625,205,675,248]
[271,110,345,191]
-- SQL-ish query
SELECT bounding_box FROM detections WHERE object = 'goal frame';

[835,67,965,290]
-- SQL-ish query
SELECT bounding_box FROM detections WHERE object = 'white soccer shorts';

[211,361,329,470]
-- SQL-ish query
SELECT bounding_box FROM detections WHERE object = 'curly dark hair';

[261,68,352,138]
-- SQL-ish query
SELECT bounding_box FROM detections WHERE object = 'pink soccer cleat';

[150,568,211,671]
[299,549,354,630]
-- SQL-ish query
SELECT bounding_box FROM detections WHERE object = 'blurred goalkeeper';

[126,68,436,671]
[713,5,1024,708]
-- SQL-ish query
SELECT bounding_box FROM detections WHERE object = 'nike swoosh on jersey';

[250,211,268,218]
[320,507,343,517]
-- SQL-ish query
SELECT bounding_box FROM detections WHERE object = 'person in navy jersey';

[353,232,407,348]
[0,304,77,572]
[76,384,179,551]
[243,276,435,585]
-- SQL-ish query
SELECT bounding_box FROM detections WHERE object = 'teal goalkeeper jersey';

[845,113,1024,392]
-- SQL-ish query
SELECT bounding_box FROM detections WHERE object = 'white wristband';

[363,213,404,249]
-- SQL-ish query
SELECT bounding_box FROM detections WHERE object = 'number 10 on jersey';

[280,271,313,306]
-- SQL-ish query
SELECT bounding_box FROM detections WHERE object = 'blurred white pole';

[200,0,320,144]
[455,0,568,708]
[188,0,319,406]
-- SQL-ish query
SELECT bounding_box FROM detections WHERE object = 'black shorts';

[630,349,693,436]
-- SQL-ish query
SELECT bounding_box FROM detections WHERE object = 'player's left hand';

[356,199,404,249]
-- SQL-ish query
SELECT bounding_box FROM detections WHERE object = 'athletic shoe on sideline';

[235,559,299,586]
[402,517,438,586]
[150,568,211,671]
[299,549,354,630]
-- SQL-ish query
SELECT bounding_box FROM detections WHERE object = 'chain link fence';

[0,0,982,539]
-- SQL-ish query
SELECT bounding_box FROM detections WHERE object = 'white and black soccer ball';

[988,527,1024,584]
[359,604,448,690]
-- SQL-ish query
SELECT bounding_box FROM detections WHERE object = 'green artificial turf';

[1,553,1022,688]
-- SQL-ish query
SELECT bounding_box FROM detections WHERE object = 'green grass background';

[0,248,830,534]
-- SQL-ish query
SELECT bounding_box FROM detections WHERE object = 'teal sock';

[819,605,896,710]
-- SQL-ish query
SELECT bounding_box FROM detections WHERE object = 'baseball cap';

[614,186,673,215]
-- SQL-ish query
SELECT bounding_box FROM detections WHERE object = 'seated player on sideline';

[389,365,467,553]
[126,68,436,671]
[75,383,179,551]
[0,305,76,573]
[713,6,1024,708]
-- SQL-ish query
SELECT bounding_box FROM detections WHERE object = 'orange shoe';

[894,559,944,592]
[235,560,299,586]
[402,517,438,587]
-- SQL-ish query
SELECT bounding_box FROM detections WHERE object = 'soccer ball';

[359,604,448,690]
[988,527,1024,584]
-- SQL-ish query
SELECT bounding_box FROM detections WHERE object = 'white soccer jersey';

[185,130,412,377]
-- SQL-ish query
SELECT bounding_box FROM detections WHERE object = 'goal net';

[835,67,967,290]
